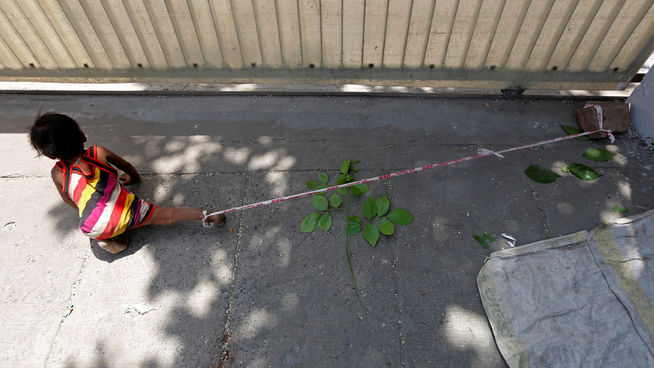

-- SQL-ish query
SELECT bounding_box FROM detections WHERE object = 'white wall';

[628,68,654,141]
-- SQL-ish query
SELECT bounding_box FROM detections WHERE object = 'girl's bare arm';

[51,167,78,209]
[95,146,141,184]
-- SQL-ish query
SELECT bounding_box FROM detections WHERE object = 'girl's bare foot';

[202,212,226,227]
[97,237,129,254]
[208,213,226,225]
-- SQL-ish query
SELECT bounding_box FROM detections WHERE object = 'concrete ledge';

[0,81,635,99]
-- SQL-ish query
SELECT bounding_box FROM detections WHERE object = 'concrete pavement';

[1,93,653,367]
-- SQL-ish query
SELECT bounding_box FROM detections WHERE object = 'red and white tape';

[585,104,604,131]
[584,103,614,141]
[204,128,614,218]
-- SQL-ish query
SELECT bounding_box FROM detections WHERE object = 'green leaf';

[561,124,581,135]
[350,183,369,197]
[612,206,629,213]
[473,232,496,249]
[340,160,351,174]
[378,219,395,235]
[329,193,342,208]
[524,165,561,184]
[566,162,601,181]
[376,196,390,217]
[301,212,321,232]
[561,166,570,173]
[336,174,347,185]
[337,188,347,195]
[363,197,377,220]
[363,223,380,247]
[473,235,487,248]
[353,160,360,164]
[306,180,320,189]
[346,221,361,235]
[583,148,615,162]
[561,125,589,141]
[312,195,329,211]
[318,173,328,184]
[318,212,332,232]
[347,216,361,223]
[387,209,414,225]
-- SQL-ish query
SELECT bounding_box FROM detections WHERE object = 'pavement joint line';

[4,156,569,180]
[219,173,250,367]
[323,178,409,364]
[143,171,253,176]
[383,177,408,368]
[0,175,33,179]
[141,169,349,176]
[0,170,371,180]
[528,145,551,239]
[529,184,552,239]
[44,245,92,367]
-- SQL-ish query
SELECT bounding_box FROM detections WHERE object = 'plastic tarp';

[477,209,654,367]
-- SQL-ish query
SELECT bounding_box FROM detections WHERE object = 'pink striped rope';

[204,128,614,217]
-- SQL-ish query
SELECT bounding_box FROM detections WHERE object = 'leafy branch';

[301,160,414,290]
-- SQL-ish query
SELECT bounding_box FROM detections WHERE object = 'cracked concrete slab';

[388,158,546,367]
[0,178,87,366]
[0,93,652,367]
[44,175,245,367]
[226,173,403,367]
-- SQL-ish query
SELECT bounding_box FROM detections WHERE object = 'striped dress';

[56,146,155,240]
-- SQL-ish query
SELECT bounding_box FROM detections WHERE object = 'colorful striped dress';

[56,146,155,240]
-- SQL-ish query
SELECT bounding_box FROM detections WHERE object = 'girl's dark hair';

[29,113,86,160]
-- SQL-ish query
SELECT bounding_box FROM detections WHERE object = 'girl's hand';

[98,146,141,185]
[119,173,140,185]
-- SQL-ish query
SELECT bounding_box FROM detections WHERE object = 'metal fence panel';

[0,0,653,90]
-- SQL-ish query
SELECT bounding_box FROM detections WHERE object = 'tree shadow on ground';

[20,94,653,367]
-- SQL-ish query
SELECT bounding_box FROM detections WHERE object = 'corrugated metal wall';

[0,0,653,90]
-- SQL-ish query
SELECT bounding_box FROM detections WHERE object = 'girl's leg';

[144,207,225,226]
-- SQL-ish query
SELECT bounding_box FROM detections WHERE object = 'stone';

[576,101,630,139]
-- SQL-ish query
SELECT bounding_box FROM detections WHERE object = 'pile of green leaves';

[520,127,630,222]
[524,135,615,184]
[509,129,632,245]
[301,160,369,234]
[301,160,414,289]
[347,197,414,247]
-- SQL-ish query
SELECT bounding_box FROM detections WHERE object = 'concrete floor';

[1,93,653,367]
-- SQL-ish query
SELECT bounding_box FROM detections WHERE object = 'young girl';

[29,113,225,254]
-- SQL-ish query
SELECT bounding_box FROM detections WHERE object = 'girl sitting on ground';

[29,113,225,254]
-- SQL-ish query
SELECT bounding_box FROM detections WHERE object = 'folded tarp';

[478,209,654,367]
